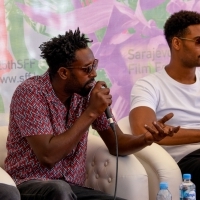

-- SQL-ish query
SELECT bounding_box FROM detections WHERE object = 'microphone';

[101,86,118,199]
[105,106,115,132]
[101,85,115,131]
[105,107,114,125]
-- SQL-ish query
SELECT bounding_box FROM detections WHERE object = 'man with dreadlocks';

[5,28,178,200]
[130,10,200,199]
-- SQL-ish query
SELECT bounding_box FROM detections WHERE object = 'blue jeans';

[17,180,126,200]
[0,183,20,200]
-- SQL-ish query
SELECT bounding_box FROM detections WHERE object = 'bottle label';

[181,190,196,200]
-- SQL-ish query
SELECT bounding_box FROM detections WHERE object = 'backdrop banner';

[1,0,199,125]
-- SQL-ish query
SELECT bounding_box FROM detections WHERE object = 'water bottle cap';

[159,182,168,189]
[183,174,191,180]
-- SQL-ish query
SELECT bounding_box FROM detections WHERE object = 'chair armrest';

[117,116,182,200]
[0,167,16,187]
[0,127,16,187]
[85,134,149,200]
[0,126,9,168]
[134,143,182,200]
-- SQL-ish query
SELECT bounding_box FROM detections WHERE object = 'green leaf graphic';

[23,15,51,37]
[96,69,112,88]
[0,95,5,113]
[143,0,170,29]
[128,0,138,10]
[95,27,107,42]
[24,0,74,13]
[8,0,43,75]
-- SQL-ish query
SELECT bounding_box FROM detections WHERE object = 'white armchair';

[0,126,149,200]
[117,116,182,200]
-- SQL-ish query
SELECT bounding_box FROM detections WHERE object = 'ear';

[172,37,181,51]
[57,67,68,80]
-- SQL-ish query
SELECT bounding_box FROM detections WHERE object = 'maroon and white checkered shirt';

[5,71,111,185]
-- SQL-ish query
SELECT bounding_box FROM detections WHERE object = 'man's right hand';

[143,113,180,145]
[87,81,112,117]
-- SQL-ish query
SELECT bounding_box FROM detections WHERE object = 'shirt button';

[108,177,112,183]
[104,161,108,167]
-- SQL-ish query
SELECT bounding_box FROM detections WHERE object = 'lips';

[86,80,96,88]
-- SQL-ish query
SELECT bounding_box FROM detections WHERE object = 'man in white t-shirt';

[129,10,200,199]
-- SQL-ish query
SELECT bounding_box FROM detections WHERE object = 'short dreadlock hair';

[164,10,200,48]
[39,28,92,76]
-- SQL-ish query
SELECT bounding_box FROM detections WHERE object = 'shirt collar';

[40,70,88,107]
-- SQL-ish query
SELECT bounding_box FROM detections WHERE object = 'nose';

[89,67,97,78]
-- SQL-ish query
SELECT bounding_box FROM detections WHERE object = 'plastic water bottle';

[156,182,172,200]
[180,174,196,200]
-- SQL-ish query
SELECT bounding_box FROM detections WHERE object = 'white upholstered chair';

[0,126,149,200]
[0,119,182,200]
[117,116,182,200]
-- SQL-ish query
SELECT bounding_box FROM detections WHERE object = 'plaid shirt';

[5,71,110,185]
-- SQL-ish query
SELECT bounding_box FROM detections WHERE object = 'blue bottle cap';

[160,182,168,189]
[183,174,191,180]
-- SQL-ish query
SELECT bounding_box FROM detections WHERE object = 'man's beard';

[79,79,96,97]
[79,87,91,96]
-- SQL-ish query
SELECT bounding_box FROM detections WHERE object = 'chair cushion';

[0,167,16,186]
[0,126,8,168]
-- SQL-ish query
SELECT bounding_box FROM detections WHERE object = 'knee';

[0,184,20,200]
[46,180,76,200]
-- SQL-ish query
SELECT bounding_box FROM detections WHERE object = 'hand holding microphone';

[88,81,113,119]
[101,86,114,125]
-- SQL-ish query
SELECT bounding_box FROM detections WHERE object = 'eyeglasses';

[178,37,200,45]
[67,59,98,75]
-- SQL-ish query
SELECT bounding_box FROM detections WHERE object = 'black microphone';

[101,87,118,199]
[105,106,115,132]
[101,85,115,131]
[105,107,114,124]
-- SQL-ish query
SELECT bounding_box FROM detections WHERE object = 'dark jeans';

[178,148,200,200]
[17,180,126,200]
[0,183,20,200]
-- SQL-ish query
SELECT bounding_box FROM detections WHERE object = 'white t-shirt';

[130,68,200,162]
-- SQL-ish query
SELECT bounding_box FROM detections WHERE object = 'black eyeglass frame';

[178,37,200,45]
[67,59,98,74]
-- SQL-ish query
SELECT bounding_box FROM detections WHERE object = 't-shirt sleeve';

[10,84,53,137]
[130,77,158,112]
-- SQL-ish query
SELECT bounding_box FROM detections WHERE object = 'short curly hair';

[164,10,200,48]
[39,28,92,76]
